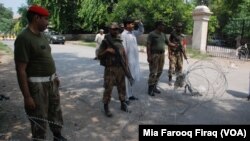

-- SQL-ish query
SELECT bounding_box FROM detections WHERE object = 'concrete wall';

[64,34,193,47]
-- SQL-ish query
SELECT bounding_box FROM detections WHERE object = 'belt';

[28,73,56,82]
[151,50,165,54]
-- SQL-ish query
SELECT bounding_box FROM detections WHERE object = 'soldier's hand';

[106,48,115,54]
[54,77,60,87]
[24,96,36,110]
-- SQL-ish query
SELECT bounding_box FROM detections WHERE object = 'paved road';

[1,40,250,141]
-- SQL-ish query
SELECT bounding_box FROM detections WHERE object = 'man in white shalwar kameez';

[94,29,105,59]
[121,18,144,103]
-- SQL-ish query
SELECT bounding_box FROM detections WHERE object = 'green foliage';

[15,0,248,37]
[0,4,14,34]
[78,0,108,32]
[108,0,194,33]
[222,0,250,37]
[28,0,82,33]
[26,0,196,33]
[208,0,245,36]
[0,42,12,54]
[208,16,219,35]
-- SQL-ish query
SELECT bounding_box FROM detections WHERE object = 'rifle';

[105,35,135,86]
[171,32,188,64]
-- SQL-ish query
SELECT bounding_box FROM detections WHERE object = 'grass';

[186,47,209,59]
[76,41,96,47]
[0,42,12,54]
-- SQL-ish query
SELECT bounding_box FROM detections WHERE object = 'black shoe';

[129,96,138,100]
[148,85,155,96]
[104,104,113,117]
[121,102,131,113]
[54,135,67,141]
[93,57,98,60]
[153,87,161,94]
[125,100,130,105]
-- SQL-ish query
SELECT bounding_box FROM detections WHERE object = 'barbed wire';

[172,59,228,116]
[0,59,230,141]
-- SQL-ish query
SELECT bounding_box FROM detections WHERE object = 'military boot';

[104,104,112,117]
[148,85,155,96]
[168,76,173,86]
[53,133,67,141]
[121,102,131,113]
[153,85,161,94]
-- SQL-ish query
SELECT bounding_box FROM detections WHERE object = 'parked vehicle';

[45,30,65,44]
[207,38,226,46]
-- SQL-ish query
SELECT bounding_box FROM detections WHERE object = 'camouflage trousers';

[148,53,165,86]
[168,51,183,78]
[25,81,63,140]
[103,66,126,104]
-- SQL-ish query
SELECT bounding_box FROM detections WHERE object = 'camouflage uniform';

[14,19,65,141]
[25,81,63,140]
[148,53,165,86]
[103,66,126,103]
[168,30,185,85]
[147,24,170,95]
[98,32,128,117]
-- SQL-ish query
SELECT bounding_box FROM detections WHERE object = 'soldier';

[147,21,175,96]
[14,5,67,141]
[168,22,187,87]
[97,22,130,117]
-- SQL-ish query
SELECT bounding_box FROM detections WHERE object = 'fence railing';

[207,45,238,59]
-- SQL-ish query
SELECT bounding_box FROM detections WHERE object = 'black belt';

[151,50,165,54]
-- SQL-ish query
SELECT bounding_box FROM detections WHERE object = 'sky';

[0,0,27,17]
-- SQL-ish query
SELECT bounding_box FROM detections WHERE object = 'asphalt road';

[1,40,250,141]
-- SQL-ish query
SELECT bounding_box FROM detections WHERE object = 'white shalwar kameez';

[121,23,144,99]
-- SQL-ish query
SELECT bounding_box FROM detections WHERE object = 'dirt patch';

[0,53,13,64]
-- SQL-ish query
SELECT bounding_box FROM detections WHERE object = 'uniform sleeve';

[97,39,107,59]
[14,35,30,63]
[165,34,169,45]
[147,33,152,47]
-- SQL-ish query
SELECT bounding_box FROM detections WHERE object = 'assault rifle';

[171,32,188,64]
[105,35,135,86]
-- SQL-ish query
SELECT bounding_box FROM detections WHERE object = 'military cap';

[28,5,49,16]
[100,29,104,32]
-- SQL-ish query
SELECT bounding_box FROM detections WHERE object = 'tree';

[208,0,244,35]
[0,3,14,35]
[108,0,194,33]
[223,0,250,37]
[78,0,109,32]
[27,0,82,33]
